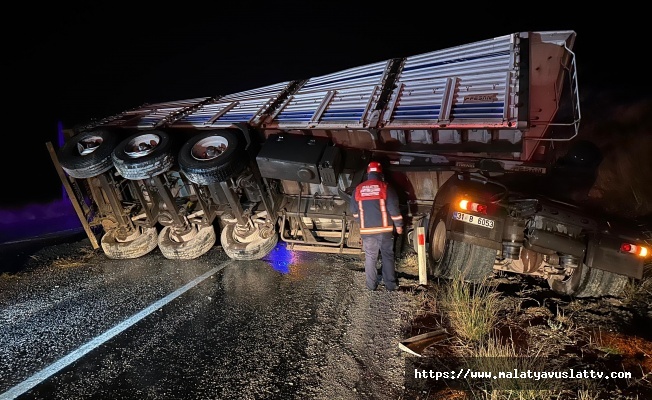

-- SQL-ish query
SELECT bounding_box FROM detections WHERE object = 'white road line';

[1,260,233,400]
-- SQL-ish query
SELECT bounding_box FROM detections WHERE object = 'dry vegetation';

[442,274,500,345]
[404,266,652,399]
[43,247,99,269]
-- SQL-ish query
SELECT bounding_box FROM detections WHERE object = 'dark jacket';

[349,172,403,234]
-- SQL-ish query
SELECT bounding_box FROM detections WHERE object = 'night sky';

[3,5,649,209]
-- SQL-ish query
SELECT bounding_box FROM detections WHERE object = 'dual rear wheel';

[547,263,629,298]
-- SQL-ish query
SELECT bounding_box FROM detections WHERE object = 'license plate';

[452,211,495,229]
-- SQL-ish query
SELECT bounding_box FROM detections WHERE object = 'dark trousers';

[362,232,397,291]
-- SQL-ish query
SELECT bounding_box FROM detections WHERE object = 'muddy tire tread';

[220,224,278,261]
[101,227,159,259]
[428,205,495,283]
[158,225,217,260]
[548,264,630,298]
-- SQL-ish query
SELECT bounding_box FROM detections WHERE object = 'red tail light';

[620,243,649,257]
[458,199,488,214]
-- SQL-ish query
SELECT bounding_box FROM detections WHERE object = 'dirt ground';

[394,250,652,400]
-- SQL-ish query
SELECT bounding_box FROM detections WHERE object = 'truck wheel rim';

[432,220,446,262]
[191,136,228,161]
[76,135,104,155]
[124,133,160,158]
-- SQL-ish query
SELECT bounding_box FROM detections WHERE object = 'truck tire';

[220,224,278,261]
[548,264,629,298]
[112,130,175,180]
[428,205,496,282]
[158,224,216,260]
[58,129,118,179]
[101,226,159,259]
[178,129,248,185]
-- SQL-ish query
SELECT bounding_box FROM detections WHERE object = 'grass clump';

[467,336,552,399]
[442,273,500,345]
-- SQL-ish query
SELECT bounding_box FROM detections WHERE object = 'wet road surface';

[0,240,417,399]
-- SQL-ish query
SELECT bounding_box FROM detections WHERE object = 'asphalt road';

[0,239,418,400]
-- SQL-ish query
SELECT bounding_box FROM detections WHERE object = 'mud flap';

[346,221,362,248]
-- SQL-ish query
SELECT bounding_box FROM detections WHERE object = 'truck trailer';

[50,30,650,298]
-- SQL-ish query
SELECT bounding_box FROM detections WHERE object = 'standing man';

[349,161,403,291]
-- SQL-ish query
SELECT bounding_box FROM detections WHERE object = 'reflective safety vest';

[350,178,403,234]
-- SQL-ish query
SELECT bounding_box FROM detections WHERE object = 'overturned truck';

[51,30,650,297]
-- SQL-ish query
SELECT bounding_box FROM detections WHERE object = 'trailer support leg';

[45,141,100,249]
